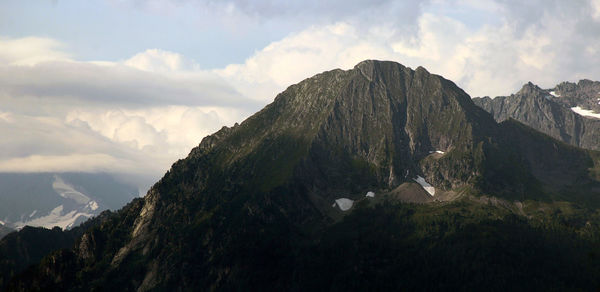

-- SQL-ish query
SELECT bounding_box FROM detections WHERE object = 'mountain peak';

[353,59,397,68]
[353,59,407,81]
[517,81,543,96]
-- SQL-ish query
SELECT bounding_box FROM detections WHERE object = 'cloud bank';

[3,0,600,191]
[0,41,253,189]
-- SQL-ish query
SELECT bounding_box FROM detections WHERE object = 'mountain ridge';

[473,80,600,151]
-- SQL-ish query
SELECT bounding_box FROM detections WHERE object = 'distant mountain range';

[0,173,138,234]
[473,80,600,151]
[2,61,599,291]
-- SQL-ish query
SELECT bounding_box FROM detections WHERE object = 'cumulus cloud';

[124,49,194,73]
[65,106,245,155]
[0,111,158,174]
[217,22,399,101]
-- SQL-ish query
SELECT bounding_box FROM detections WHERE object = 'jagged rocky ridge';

[473,80,600,151]
[5,60,600,291]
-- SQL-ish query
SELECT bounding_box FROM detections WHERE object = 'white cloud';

[0,154,136,173]
[0,37,70,66]
[0,60,253,108]
[217,22,398,102]
[592,0,600,20]
[65,106,244,155]
[0,103,244,189]
[124,49,192,73]
[0,38,255,190]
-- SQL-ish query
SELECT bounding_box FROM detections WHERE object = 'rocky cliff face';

[6,61,600,291]
[473,81,600,151]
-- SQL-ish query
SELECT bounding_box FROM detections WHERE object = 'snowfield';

[571,106,600,119]
[413,176,435,196]
[333,198,354,211]
[15,205,93,230]
[11,175,102,230]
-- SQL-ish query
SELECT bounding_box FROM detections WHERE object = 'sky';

[2,0,600,192]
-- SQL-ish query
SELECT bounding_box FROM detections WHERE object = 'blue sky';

[2,0,497,67]
[0,0,290,67]
[1,0,600,191]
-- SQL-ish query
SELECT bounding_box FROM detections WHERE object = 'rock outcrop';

[473,81,600,150]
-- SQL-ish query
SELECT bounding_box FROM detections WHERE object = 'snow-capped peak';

[14,205,93,230]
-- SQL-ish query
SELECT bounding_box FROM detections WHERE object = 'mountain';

[0,173,139,230]
[5,60,600,291]
[0,205,138,290]
[472,80,600,151]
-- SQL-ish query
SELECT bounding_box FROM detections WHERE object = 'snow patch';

[29,210,37,218]
[413,176,435,196]
[571,106,600,119]
[549,91,559,97]
[52,175,92,205]
[333,198,354,211]
[366,191,375,198]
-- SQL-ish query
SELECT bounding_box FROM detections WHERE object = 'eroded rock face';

[473,81,600,151]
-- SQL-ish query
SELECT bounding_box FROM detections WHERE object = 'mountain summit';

[6,60,600,291]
